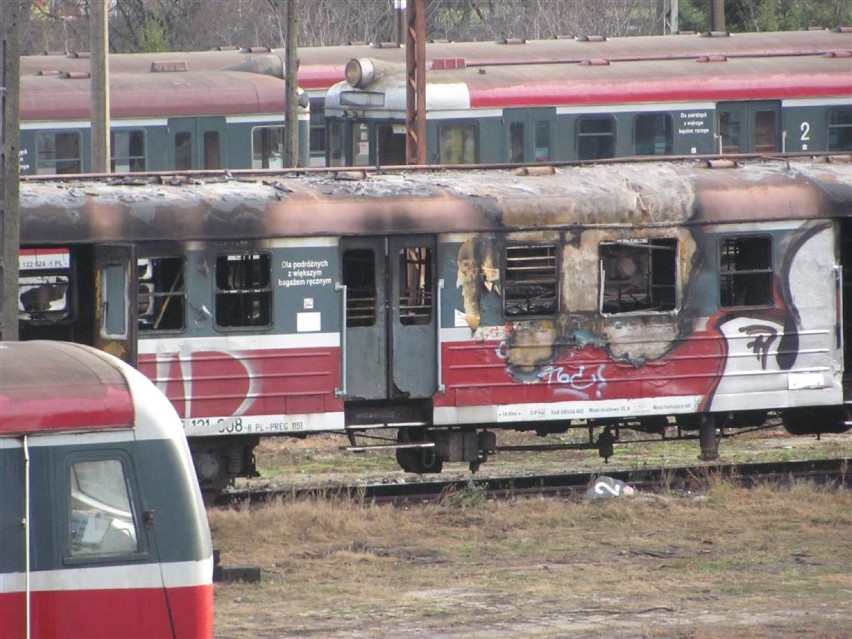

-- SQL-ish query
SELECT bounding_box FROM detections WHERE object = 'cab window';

[68,459,140,558]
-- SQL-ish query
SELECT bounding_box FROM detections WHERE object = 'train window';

[718,111,741,153]
[828,108,852,152]
[68,459,140,558]
[175,132,191,170]
[577,116,615,160]
[504,245,558,317]
[509,122,524,163]
[754,110,777,153]
[252,126,284,169]
[18,248,71,320]
[634,113,672,155]
[215,253,272,328]
[138,257,185,332]
[600,239,677,315]
[377,123,406,165]
[35,131,81,174]
[327,120,345,167]
[342,249,376,327]
[534,120,551,162]
[438,122,478,164]
[398,247,432,325]
[351,121,371,166]
[204,131,221,170]
[111,130,146,172]
[719,236,773,308]
[309,108,326,165]
[103,264,128,336]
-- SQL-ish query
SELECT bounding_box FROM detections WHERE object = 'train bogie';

[18,157,852,488]
[0,341,213,638]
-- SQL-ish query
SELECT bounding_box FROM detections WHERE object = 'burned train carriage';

[18,158,852,490]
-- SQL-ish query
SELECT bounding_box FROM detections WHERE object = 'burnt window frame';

[503,243,560,318]
[718,234,774,309]
[214,251,273,330]
[397,246,433,326]
[342,248,377,328]
[599,238,679,316]
[137,255,186,334]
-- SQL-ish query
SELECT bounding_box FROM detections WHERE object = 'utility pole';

[405,0,426,165]
[1,0,23,340]
[283,0,300,168]
[710,0,726,32]
[90,0,110,173]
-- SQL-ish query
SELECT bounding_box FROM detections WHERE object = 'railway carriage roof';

[0,341,134,436]
[20,70,288,121]
[18,158,852,242]
[326,52,852,112]
[20,29,852,89]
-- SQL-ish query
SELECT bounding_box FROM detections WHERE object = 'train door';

[339,236,437,401]
[716,101,781,154]
[168,117,226,170]
[93,245,137,364]
[504,108,555,163]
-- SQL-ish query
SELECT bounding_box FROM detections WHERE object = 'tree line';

[19,0,852,56]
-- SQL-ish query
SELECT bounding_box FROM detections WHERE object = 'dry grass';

[211,479,852,639]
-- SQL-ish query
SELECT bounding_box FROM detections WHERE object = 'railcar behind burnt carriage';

[17,157,852,492]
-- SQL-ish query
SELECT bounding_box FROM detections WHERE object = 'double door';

[339,236,437,401]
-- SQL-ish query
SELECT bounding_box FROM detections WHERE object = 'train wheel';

[396,429,444,474]
[782,406,852,435]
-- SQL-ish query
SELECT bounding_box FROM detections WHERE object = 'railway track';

[214,457,850,508]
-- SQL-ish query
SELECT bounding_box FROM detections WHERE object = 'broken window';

[719,235,773,308]
[398,247,432,325]
[600,239,677,314]
[138,256,185,332]
[342,249,376,327]
[215,253,272,328]
[18,248,71,320]
[504,245,558,317]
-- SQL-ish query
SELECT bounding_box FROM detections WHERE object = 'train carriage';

[0,341,213,638]
[324,44,852,166]
[17,157,852,491]
[19,68,310,175]
[20,28,852,168]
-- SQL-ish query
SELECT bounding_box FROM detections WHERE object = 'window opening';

[174,132,191,170]
[600,239,677,314]
[215,253,272,328]
[18,248,71,320]
[138,257,185,332]
[504,245,558,317]
[110,130,146,172]
[534,120,551,162]
[718,110,741,153]
[69,459,140,558]
[719,236,773,308]
[399,247,432,325]
[36,131,81,174]
[342,249,376,327]
[577,115,615,160]
[509,122,524,163]
[203,131,221,169]
[252,126,284,169]
[377,123,406,165]
[754,110,777,153]
[828,108,852,151]
[438,122,478,164]
[634,113,672,155]
[102,264,127,336]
